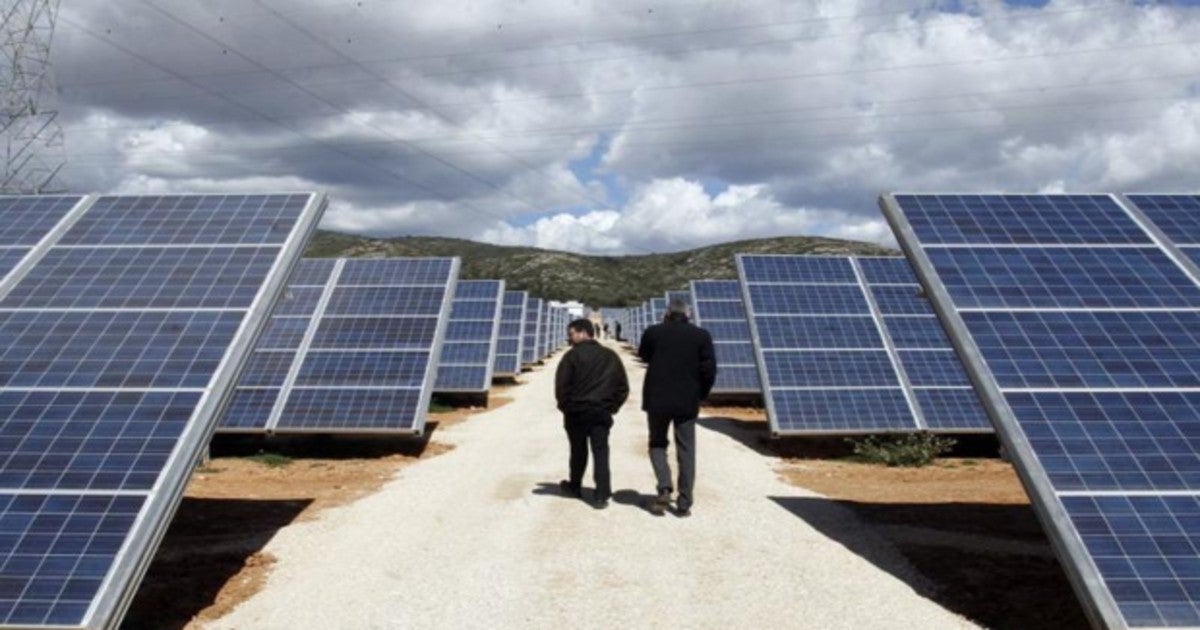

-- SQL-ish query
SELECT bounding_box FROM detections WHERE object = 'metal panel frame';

[879,193,1124,629]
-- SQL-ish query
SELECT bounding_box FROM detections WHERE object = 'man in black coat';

[555,318,630,509]
[637,298,717,517]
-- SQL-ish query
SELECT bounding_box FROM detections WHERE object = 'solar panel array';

[690,280,761,394]
[0,193,323,629]
[493,290,527,377]
[737,254,990,435]
[223,257,458,434]
[434,280,504,394]
[522,296,543,365]
[882,193,1200,629]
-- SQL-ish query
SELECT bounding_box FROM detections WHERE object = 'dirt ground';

[121,394,511,630]
[700,406,1090,630]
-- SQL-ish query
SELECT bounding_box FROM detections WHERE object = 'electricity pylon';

[1,0,65,194]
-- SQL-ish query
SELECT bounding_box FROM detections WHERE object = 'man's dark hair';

[568,318,594,337]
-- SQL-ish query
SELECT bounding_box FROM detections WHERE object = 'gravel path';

[211,342,977,629]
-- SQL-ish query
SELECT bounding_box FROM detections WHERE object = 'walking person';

[638,298,717,517]
[555,319,630,509]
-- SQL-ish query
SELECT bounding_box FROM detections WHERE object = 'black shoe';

[674,506,692,518]
[650,490,671,516]
[559,480,581,498]
[592,498,610,510]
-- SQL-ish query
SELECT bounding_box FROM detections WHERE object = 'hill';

[305,231,896,306]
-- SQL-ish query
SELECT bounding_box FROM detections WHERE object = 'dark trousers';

[647,413,696,510]
[564,409,613,501]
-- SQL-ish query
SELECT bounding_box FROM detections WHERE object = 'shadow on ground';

[531,482,660,516]
[210,432,436,460]
[123,497,312,629]
[770,496,1089,630]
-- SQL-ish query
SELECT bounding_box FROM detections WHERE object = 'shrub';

[848,433,956,467]
[246,452,293,468]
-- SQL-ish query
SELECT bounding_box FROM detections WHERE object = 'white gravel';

[210,342,977,630]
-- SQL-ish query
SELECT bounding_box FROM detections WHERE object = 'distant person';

[637,298,716,517]
[614,320,623,342]
[555,319,630,509]
[602,323,611,339]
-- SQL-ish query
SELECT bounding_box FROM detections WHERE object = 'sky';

[51,0,1200,255]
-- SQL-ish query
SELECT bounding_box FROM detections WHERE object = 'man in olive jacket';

[555,319,630,509]
[638,298,717,517]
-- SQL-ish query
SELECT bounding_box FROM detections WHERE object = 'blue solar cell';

[747,284,868,315]
[771,389,914,433]
[869,285,935,315]
[436,366,490,390]
[0,390,201,491]
[713,342,756,365]
[926,246,1200,309]
[1063,495,1200,628]
[277,388,423,431]
[883,316,953,349]
[694,300,745,320]
[324,286,447,316]
[0,196,82,246]
[1186,248,1200,269]
[289,259,336,286]
[456,280,502,299]
[451,300,500,319]
[755,315,882,349]
[915,388,992,431]
[338,258,455,285]
[0,311,241,388]
[896,194,1150,245]
[2,246,282,309]
[445,320,494,341]
[271,287,324,316]
[1127,195,1200,245]
[294,351,428,387]
[740,255,857,283]
[257,317,310,349]
[963,311,1200,389]
[311,316,439,349]
[221,388,279,430]
[59,194,310,245]
[1007,391,1200,492]
[0,493,144,627]
[898,350,972,387]
[713,366,761,392]
[692,280,742,300]
[238,351,296,387]
[764,351,898,387]
[493,354,521,376]
[858,257,918,284]
[440,342,491,364]
[495,338,520,355]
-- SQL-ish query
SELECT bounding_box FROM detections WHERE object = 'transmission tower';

[1,0,65,194]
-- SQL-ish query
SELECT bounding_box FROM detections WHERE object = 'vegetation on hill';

[305,231,896,306]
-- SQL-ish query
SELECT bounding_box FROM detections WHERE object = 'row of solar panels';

[609,194,1200,630]
[0,193,575,630]
[223,258,572,435]
[609,258,992,436]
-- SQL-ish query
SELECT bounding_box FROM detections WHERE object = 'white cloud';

[48,0,1200,253]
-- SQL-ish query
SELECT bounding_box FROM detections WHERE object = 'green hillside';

[305,231,897,306]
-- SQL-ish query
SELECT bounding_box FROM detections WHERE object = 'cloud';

[44,0,1200,253]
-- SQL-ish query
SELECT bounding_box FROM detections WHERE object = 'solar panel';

[0,193,323,629]
[222,257,457,434]
[881,192,1200,629]
[738,254,991,435]
[493,291,527,377]
[690,280,760,394]
[522,297,543,365]
[434,280,504,394]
